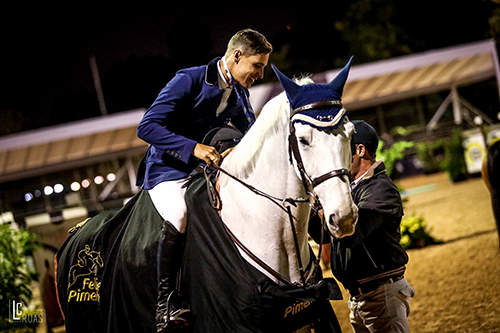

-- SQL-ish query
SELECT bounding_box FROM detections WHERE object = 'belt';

[349,274,404,297]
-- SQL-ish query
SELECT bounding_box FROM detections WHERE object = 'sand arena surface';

[324,172,500,333]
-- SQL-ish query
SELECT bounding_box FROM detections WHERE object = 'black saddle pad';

[55,178,343,333]
[183,176,343,332]
[56,191,162,333]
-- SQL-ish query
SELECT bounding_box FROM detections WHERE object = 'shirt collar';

[217,59,231,90]
[350,160,386,189]
[351,170,369,189]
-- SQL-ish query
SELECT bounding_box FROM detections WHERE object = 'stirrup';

[157,311,190,333]
[157,320,188,333]
[169,308,191,323]
[167,291,191,319]
[156,290,191,333]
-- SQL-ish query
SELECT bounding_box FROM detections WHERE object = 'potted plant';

[400,214,440,249]
[0,223,41,332]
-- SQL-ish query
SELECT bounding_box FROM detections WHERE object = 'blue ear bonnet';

[272,57,352,130]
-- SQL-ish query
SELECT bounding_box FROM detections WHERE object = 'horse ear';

[272,64,300,102]
[328,56,353,97]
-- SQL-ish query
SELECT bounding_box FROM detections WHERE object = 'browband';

[291,108,347,129]
[291,100,342,115]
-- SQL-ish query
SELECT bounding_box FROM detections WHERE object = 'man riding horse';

[56,31,359,332]
[135,29,272,332]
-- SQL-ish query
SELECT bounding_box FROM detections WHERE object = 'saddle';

[202,125,244,153]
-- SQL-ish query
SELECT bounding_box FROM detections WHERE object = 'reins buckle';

[283,197,298,208]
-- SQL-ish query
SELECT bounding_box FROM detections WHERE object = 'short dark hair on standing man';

[225,29,273,57]
[351,120,379,156]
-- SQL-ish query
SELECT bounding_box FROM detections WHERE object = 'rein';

[204,164,310,287]
[205,103,351,287]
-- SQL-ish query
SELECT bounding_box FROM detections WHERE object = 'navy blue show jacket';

[136,57,251,189]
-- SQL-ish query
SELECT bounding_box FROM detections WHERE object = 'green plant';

[415,131,468,182]
[400,214,440,249]
[0,223,40,331]
[440,130,467,182]
[376,140,414,177]
[415,139,446,174]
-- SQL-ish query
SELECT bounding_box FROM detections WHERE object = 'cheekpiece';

[272,57,353,130]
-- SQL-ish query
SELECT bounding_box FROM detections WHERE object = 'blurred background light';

[44,186,54,195]
[81,179,91,188]
[94,175,104,185]
[54,183,64,193]
[71,182,81,191]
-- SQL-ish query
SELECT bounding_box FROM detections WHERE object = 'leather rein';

[205,101,351,287]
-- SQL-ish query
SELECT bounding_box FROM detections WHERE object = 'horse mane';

[221,77,314,182]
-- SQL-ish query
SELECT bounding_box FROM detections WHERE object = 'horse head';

[273,59,358,238]
[88,250,104,271]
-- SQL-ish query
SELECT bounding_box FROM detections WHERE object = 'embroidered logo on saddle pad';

[67,244,103,302]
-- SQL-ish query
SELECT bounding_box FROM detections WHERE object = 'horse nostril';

[329,215,339,232]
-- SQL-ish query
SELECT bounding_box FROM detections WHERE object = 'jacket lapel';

[205,57,223,114]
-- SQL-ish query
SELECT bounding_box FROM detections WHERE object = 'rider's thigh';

[148,179,188,233]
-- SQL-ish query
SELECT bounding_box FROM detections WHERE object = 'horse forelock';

[221,77,314,182]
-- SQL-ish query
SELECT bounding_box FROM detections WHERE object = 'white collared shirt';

[216,60,233,115]
[351,170,369,190]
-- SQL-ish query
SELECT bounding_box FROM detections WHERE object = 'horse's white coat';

[219,80,358,285]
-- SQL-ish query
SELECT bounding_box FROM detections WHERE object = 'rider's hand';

[221,147,234,160]
[193,143,221,166]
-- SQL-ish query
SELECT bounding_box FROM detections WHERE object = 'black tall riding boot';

[156,221,191,332]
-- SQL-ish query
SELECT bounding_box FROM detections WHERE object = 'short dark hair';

[351,120,379,155]
[225,29,273,57]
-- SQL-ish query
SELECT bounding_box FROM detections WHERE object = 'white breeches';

[148,179,188,233]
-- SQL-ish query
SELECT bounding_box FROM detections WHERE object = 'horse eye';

[299,138,310,146]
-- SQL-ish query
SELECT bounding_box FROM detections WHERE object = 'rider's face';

[228,51,269,89]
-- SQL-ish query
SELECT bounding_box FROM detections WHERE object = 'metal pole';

[126,157,138,194]
[427,91,452,131]
[89,55,108,116]
[451,86,462,125]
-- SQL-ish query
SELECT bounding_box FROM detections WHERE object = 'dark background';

[1,1,498,136]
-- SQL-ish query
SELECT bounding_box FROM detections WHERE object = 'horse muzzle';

[326,205,358,238]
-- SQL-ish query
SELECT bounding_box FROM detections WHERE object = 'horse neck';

[219,126,311,284]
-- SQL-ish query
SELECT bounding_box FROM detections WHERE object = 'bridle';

[288,107,351,196]
[205,100,351,287]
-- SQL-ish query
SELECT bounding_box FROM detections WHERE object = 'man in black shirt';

[311,120,414,332]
